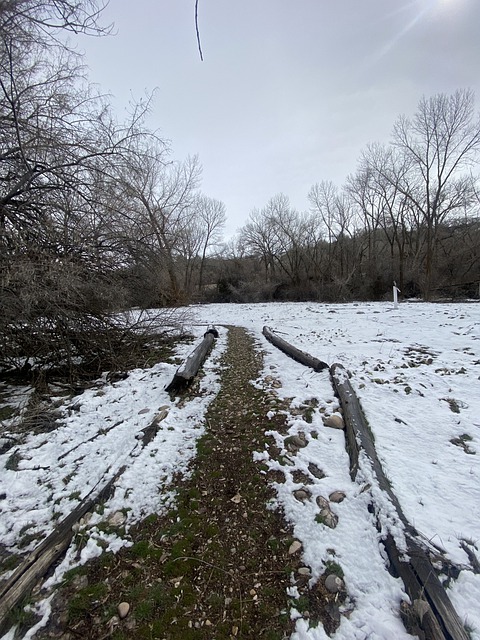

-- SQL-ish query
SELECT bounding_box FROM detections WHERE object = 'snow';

[1,301,479,639]
[191,301,480,639]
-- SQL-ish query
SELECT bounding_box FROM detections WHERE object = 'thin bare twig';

[195,0,204,61]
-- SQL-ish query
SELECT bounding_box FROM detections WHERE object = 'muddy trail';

[28,326,334,640]
[4,322,471,640]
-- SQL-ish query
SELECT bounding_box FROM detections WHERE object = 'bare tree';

[193,195,226,290]
[0,0,185,379]
[114,143,202,303]
[390,89,480,297]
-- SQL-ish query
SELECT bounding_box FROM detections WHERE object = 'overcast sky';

[79,0,480,236]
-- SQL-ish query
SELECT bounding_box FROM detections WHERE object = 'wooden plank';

[262,326,328,372]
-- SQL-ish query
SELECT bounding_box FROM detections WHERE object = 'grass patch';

[324,560,344,578]
[68,582,109,622]
[0,552,22,573]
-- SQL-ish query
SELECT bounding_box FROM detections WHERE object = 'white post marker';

[393,282,401,309]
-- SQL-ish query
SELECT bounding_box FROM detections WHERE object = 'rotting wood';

[330,362,469,640]
[165,328,217,393]
[262,326,328,372]
[0,465,126,636]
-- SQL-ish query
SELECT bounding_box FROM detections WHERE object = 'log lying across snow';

[262,326,328,372]
[330,363,469,640]
[0,466,125,636]
[0,408,171,636]
[165,328,218,393]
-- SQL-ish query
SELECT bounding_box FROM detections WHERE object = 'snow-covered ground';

[191,301,480,639]
[0,300,479,639]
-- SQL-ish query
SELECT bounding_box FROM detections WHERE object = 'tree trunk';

[330,363,469,640]
[166,329,217,392]
[262,326,328,372]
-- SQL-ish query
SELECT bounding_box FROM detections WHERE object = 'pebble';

[324,415,344,429]
[329,491,346,503]
[289,540,302,555]
[108,511,126,526]
[293,489,310,502]
[117,602,130,619]
[298,566,311,576]
[153,407,169,423]
[320,508,338,529]
[285,434,307,449]
[316,496,329,509]
[325,574,344,593]
[308,463,325,479]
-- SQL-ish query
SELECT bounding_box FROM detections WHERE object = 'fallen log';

[262,326,328,372]
[165,328,217,393]
[0,465,125,636]
[330,362,469,640]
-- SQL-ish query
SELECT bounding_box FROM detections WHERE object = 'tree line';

[1,1,479,381]
[222,88,480,304]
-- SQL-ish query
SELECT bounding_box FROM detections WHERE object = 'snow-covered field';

[192,301,480,639]
[1,300,479,639]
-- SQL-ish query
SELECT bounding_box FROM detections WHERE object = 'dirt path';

[35,326,304,639]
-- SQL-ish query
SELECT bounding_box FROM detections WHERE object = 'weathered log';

[0,465,125,636]
[384,535,447,640]
[330,362,469,640]
[262,326,328,372]
[165,329,217,393]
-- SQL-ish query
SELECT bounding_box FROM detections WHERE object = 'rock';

[289,540,302,555]
[298,566,311,576]
[316,495,329,509]
[153,407,169,423]
[329,491,346,503]
[323,414,344,430]
[285,433,307,450]
[316,496,339,528]
[118,602,130,619]
[320,508,338,529]
[108,511,126,526]
[293,489,310,502]
[325,574,344,593]
[308,463,326,479]
[326,602,342,622]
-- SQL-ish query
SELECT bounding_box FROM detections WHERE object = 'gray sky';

[79,0,480,236]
